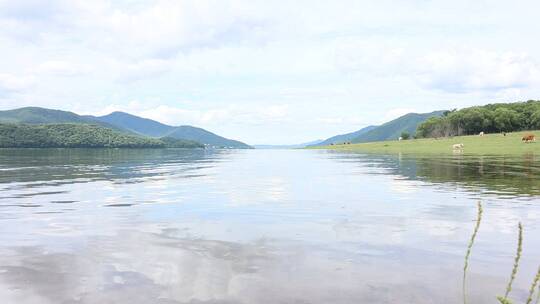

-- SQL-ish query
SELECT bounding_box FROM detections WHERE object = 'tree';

[416,100,540,138]
[400,131,410,140]
[493,108,520,132]
[529,108,540,129]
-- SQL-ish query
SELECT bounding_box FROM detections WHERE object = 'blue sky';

[1,0,540,144]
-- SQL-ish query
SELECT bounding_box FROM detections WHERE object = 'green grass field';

[310,130,540,155]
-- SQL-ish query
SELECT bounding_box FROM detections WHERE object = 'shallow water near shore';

[0,148,539,304]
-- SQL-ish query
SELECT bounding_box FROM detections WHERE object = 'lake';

[0,149,539,304]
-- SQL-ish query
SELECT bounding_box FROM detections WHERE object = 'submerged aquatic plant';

[497,223,523,304]
[462,204,538,304]
[463,201,483,304]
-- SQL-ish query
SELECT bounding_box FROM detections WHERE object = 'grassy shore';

[309,130,540,155]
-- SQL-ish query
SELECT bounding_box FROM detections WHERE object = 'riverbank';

[309,130,539,155]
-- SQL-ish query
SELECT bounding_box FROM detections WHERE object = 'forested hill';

[416,100,540,138]
[0,123,204,148]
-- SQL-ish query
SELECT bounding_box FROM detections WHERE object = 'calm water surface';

[0,149,539,304]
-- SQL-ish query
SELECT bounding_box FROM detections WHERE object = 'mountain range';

[0,107,446,149]
[0,107,251,148]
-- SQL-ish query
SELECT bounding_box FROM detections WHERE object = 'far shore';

[308,130,539,155]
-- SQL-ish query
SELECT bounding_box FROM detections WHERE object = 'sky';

[1,1,540,145]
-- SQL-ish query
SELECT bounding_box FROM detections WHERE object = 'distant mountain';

[352,110,446,143]
[253,139,324,149]
[313,125,378,146]
[92,111,251,149]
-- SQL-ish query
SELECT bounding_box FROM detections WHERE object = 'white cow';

[453,143,464,150]
[479,132,484,136]
[398,137,403,141]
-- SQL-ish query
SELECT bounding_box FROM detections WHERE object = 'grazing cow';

[398,137,403,141]
[452,143,464,150]
[522,134,536,142]
[479,132,484,136]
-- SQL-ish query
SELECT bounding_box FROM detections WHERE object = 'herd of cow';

[452,132,536,151]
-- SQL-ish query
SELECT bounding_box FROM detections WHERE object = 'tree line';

[416,100,540,138]
[0,123,204,148]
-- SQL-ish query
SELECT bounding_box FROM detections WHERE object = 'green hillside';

[92,111,252,149]
[0,123,164,148]
[353,110,445,143]
[159,136,204,148]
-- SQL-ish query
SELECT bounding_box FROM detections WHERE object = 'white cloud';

[66,0,275,59]
[118,59,172,82]
[418,49,540,93]
[38,60,92,76]
[0,73,35,93]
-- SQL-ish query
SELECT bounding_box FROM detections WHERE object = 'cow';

[522,134,536,143]
[453,143,464,150]
[398,137,403,141]
[479,132,484,136]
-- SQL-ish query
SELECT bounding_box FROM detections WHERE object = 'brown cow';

[522,134,536,142]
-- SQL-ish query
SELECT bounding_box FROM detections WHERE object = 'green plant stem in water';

[463,201,483,304]
[499,222,523,303]
[526,266,540,304]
